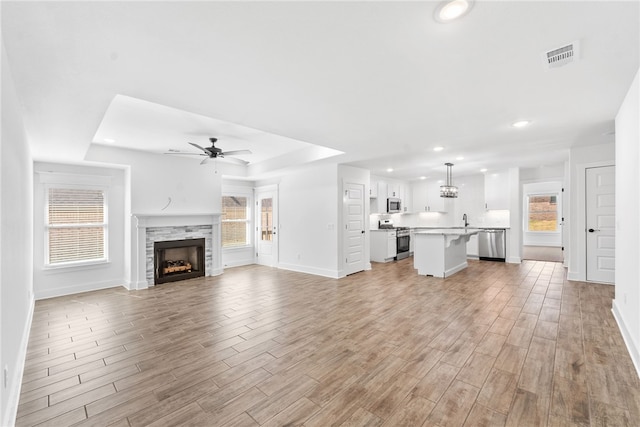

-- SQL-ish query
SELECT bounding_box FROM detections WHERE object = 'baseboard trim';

[2,295,35,427]
[507,256,521,264]
[277,262,340,279]
[612,300,640,378]
[35,280,124,300]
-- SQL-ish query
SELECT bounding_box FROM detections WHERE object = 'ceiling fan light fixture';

[435,0,474,23]
[440,162,459,198]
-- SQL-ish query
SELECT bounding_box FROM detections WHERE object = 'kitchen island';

[413,228,479,278]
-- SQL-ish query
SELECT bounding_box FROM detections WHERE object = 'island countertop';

[414,228,480,236]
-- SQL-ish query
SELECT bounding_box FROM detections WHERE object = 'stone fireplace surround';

[131,213,222,289]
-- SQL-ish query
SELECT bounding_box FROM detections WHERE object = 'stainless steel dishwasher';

[478,229,506,261]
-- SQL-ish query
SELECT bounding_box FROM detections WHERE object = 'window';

[527,194,558,232]
[222,195,250,247]
[46,187,108,266]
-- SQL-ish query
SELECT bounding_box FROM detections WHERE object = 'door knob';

[588,228,599,232]
[361,230,365,234]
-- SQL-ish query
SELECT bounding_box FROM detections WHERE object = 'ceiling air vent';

[542,40,580,69]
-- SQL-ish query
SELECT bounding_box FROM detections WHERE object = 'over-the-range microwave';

[387,197,401,213]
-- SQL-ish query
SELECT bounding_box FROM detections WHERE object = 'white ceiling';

[2,1,638,180]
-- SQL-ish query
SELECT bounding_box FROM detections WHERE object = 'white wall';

[261,163,340,278]
[567,142,615,281]
[86,145,222,214]
[1,41,34,427]
[612,68,640,375]
[32,162,126,299]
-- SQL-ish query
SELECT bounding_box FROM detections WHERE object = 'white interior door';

[344,182,366,275]
[255,186,278,267]
[586,166,615,283]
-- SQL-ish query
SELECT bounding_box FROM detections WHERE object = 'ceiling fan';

[167,137,251,165]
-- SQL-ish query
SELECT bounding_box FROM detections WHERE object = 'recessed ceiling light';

[456,156,464,161]
[103,138,116,143]
[420,176,427,180]
[387,168,394,173]
[434,0,474,23]
[512,120,531,128]
[480,168,488,172]
[433,146,444,152]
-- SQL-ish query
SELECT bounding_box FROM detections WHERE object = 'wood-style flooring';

[16,259,640,426]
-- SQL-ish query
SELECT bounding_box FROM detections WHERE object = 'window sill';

[222,244,253,252]
[43,259,110,273]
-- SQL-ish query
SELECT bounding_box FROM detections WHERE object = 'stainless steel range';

[378,220,411,260]
[395,227,410,260]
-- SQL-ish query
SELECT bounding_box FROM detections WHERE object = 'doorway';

[343,181,366,275]
[522,181,563,262]
[255,185,278,267]
[585,165,615,283]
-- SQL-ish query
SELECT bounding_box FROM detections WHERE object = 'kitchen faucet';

[463,213,469,227]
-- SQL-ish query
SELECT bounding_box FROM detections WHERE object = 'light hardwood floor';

[16,259,640,426]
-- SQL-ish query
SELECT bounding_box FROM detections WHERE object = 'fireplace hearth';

[154,238,205,284]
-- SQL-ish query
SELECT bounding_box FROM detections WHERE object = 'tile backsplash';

[370,209,510,229]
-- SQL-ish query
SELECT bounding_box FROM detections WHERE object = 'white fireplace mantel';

[133,213,221,228]
[129,213,222,290]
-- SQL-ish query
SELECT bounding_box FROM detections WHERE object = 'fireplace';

[154,238,205,284]
[130,214,221,290]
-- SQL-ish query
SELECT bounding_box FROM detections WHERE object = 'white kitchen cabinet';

[387,182,399,198]
[370,230,397,262]
[413,180,446,212]
[369,178,378,198]
[369,179,388,214]
[401,183,412,213]
[412,181,428,213]
[426,180,446,212]
[484,170,510,210]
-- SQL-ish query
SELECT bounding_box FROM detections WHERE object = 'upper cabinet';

[484,170,510,210]
[369,178,378,198]
[387,183,399,198]
[411,180,446,212]
[370,176,412,213]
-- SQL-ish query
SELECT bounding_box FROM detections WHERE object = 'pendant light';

[440,163,458,198]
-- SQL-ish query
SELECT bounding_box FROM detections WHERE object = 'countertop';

[370,226,509,231]
[414,228,480,236]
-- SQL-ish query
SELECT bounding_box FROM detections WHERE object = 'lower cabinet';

[370,230,397,262]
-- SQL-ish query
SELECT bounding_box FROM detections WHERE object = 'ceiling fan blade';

[164,151,205,156]
[222,149,252,156]
[200,157,210,165]
[219,156,249,166]
[189,142,210,154]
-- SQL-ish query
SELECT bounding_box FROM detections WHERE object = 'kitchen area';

[369,170,513,277]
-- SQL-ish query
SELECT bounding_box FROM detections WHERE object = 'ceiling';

[2,1,638,180]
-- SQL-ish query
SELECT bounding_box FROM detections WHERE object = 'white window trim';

[41,174,111,270]
[221,188,254,250]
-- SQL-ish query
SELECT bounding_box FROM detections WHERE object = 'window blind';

[47,188,106,264]
[221,195,249,247]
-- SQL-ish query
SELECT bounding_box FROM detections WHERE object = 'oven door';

[396,234,410,260]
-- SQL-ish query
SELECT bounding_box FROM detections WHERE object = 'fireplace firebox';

[154,238,205,284]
